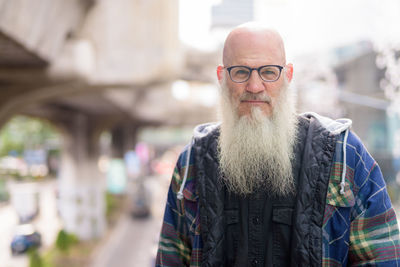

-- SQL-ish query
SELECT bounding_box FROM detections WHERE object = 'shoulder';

[345,131,372,161]
[343,131,378,186]
[176,122,220,169]
[171,122,220,201]
[192,122,220,145]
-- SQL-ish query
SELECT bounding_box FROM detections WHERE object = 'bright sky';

[178,0,221,50]
[179,0,400,59]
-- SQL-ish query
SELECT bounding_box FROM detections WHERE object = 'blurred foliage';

[42,239,96,267]
[0,115,60,157]
[0,179,9,202]
[105,192,116,217]
[105,192,126,226]
[55,229,79,253]
[29,248,43,267]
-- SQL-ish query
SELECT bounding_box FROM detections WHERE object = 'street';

[90,214,161,267]
[89,174,169,267]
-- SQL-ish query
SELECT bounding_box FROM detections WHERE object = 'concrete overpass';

[0,0,219,239]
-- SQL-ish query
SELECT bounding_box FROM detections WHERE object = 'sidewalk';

[89,214,161,267]
[89,175,168,267]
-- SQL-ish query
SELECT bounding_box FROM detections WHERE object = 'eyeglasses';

[226,65,284,83]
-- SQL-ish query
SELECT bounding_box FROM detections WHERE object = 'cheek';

[268,83,284,100]
[227,83,244,102]
[231,88,241,100]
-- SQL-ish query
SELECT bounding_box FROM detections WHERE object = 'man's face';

[217,26,298,196]
[218,30,292,118]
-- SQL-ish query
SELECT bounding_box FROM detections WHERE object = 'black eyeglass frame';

[225,65,284,83]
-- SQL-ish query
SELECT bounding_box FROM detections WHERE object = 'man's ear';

[217,65,224,83]
[285,63,293,82]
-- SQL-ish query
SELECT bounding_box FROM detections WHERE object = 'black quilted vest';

[192,115,337,267]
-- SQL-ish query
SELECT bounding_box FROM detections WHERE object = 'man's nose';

[245,70,264,94]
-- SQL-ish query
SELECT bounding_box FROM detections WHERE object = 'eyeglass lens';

[230,66,281,82]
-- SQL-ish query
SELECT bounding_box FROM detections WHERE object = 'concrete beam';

[0,30,47,67]
[0,81,87,128]
[0,0,93,64]
[80,0,182,84]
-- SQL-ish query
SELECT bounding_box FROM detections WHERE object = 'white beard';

[218,77,298,196]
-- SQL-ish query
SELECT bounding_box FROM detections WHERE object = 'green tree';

[0,115,60,157]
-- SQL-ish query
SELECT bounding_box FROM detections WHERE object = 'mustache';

[239,92,271,103]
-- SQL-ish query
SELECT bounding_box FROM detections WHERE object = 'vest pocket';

[272,207,293,267]
[224,209,239,265]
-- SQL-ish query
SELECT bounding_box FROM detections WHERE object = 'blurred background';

[1,0,400,266]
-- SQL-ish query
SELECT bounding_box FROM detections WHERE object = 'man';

[156,23,400,266]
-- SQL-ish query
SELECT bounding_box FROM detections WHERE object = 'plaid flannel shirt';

[156,130,400,266]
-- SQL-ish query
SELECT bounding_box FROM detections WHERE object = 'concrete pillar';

[107,123,139,195]
[57,113,106,240]
[111,123,138,157]
[111,127,124,158]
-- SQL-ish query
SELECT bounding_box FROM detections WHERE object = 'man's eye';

[261,70,275,75]
[233,69,249,77]
[237,70,248,75]
[261,68,277,75]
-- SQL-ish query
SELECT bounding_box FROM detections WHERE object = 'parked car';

[10,224,41,254]
[131,181,151,219]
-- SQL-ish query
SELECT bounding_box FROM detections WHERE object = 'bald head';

[222,23,287,67]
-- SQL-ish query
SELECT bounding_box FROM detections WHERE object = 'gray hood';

[301,112,352,135]
[193,122,221,139]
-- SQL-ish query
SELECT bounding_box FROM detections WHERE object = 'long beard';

[218,78,298,196]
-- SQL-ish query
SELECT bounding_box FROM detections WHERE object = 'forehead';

[224,30,285,67]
